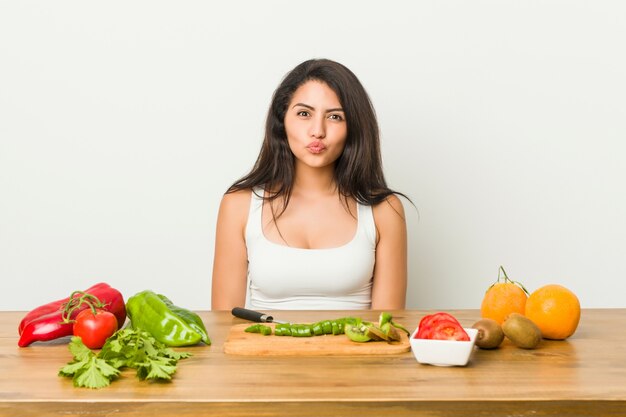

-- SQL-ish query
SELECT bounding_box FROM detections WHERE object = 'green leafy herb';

[59,328,191,389]
[58,337,120,389]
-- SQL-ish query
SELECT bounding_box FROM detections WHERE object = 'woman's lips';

[307,140,326,154]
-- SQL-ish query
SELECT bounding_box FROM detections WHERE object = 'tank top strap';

[357,202,377,247]
[245,186,265,244]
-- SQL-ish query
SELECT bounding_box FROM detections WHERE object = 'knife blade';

[231,307,287,324]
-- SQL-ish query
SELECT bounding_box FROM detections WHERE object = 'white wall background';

[1,1,625,311]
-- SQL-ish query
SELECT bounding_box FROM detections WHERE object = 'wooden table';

[1,309,625,416]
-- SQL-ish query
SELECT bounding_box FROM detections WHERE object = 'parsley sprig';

[59,328,191,389]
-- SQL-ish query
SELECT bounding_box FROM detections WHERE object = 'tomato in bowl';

[410,312,478,366]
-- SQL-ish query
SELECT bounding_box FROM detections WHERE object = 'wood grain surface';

[2,309,626,417]
[223,323,410,355]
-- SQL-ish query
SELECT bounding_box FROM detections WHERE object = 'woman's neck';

[292,164,337,196]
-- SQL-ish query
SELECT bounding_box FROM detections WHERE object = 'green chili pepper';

[321,320,332,334]
[245,324,261,333]
[391,320,410,336]
[245,323,271,335]
[379,312,392,327]
[312,322,324,336]
[275,323,291,336]
[291,325,312,337]
[340,317,360,328]
[337,320,346,334]
[241,314,407,342]
[126,290,210,347]
[377,311,409,336]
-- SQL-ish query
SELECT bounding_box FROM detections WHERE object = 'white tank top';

[245,187,376,310]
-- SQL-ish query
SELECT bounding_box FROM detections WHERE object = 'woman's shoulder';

[372,193,405,217]
[222,187,254,202]
[218,188,254,218]
[223,187,254,200]
[371,194,406,237]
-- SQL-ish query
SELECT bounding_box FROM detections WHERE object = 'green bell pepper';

[157,294,211,344]
[126,290,211,346]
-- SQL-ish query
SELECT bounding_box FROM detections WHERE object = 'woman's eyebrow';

[292,103,344,113]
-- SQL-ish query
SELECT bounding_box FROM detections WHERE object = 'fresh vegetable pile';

[59,329,192,389]
[244,312,409,343]
[17,283,210,389]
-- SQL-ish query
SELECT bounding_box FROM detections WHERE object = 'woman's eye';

[329,114,344,121]
[297,111,310,117]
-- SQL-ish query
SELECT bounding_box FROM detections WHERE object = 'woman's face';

[284,80,347,171]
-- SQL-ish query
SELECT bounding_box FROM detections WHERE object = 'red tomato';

[416,312,463,338]
[415,312,470,341]
[429,319,470,341]
[73,309,118,349]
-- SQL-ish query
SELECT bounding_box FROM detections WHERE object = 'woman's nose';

[309,116,326,138]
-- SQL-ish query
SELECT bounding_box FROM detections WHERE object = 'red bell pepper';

[18,282,108,334]
[18,282,126,347]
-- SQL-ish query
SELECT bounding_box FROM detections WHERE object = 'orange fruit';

[480,266,529,324]
[525,284,580,340]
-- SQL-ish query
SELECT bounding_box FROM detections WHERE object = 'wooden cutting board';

[223,323,411,356]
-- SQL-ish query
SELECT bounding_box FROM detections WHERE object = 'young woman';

[211,58,408,311]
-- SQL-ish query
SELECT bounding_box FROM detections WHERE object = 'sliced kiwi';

[380,322,401,342]
[471,318,504,349]
[345,323,372,343]
[366,325,388,341]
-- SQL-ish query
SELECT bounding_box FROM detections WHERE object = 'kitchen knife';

[231,307,287,324]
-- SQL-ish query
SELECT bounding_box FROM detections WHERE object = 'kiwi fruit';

[502,313,542,349]
[345,323,372,343]
[385,324,402,342]
[380,322,402,342]
[471,318,504,349]
[365,325,388,341]
[365,323,401,343]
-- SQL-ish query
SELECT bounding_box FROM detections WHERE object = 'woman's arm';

[210,189,251,310]
[371,194,408,309]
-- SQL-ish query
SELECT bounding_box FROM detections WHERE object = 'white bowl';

[409,327,478,366]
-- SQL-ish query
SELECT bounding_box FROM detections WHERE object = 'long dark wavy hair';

[227,58,408,216]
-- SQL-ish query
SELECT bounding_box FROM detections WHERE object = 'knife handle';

[231,307,274,323]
